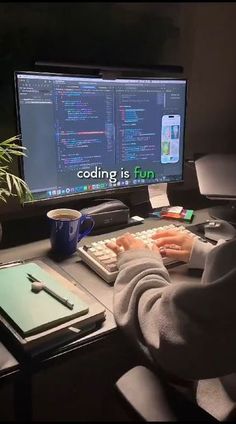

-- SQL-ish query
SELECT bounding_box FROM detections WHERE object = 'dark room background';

[1,2,236,217]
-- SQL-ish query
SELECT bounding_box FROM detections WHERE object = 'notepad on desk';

[0,262,89,337]
[0,260,106,359]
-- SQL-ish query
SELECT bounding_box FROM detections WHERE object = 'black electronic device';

[187,219,236,243]
[81,200,129,230]
[203,219,236,242]
[195,154,236,225]
[14,71,187,209]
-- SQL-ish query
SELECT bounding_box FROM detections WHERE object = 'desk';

[0,210,209,421]
[0,344,19,421]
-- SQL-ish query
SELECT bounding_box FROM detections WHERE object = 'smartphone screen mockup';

[161,115,181,164]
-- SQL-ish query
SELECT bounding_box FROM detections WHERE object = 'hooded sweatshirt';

[113,238,236,420]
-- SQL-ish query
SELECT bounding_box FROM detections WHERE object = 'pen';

[27,273,74,310]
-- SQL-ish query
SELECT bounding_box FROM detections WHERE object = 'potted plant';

[0,134,32,242]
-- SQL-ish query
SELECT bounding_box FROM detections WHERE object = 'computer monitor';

[14,71,187,205]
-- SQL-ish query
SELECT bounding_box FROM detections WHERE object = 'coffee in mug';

[47,208,95,256]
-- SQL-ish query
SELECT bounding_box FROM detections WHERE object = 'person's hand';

[106,232,155,255]
[152,229,195,262]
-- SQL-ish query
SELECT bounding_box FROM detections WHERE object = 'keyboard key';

[99,255,112,261]
[93,251,106,257]
[102,258,117,264]
[106,264,118,272]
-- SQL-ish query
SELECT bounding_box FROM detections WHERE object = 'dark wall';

[0,2,180,138]
[181,3,236,159]
[1,2,236,217]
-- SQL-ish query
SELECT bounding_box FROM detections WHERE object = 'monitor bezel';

[14,70,187,207]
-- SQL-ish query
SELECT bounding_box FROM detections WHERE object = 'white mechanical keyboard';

[78,224,198,284]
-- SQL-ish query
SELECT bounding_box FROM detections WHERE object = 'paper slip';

[167,206,183,214]
[148,183,170,209]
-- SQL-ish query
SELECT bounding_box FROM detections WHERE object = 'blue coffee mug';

[47,208,95,256]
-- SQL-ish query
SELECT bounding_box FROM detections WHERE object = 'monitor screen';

[15,71,187,203]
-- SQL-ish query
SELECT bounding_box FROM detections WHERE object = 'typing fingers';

[116,233,133,249]
[161,248,190,262]
[151,243,160,253]
[106,242,121,255]
[152,229,181,240]
[154,235,184,248]
[116,233,146,250]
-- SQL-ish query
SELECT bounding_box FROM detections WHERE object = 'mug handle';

[78,215,95,242]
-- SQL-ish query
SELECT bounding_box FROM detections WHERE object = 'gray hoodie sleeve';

[113,239,236,380]
[188,238,225,269]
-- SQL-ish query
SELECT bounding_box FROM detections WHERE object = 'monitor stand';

[209,201,236,226]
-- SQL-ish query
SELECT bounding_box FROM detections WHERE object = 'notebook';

[0,262,89,336]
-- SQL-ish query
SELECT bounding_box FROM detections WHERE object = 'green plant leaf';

[6,173,12,193]
[0,135,21,146]
[0,188,11,203]
[0,148,12,162]
[0,134,32,204]
[4,144,26,150]
[7,150,27,157]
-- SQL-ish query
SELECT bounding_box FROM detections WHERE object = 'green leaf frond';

[0,134,32,204]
